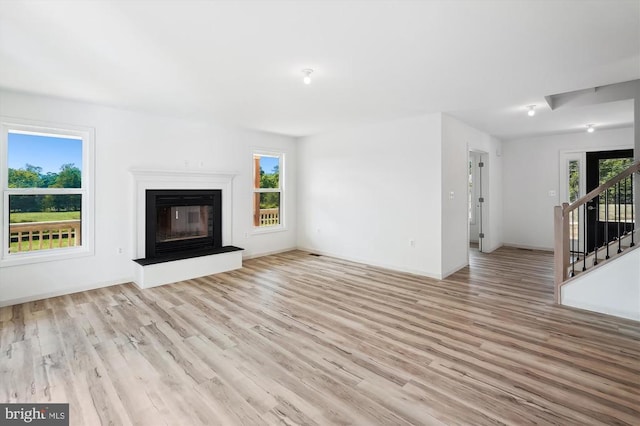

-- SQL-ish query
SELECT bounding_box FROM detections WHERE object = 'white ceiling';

[0,0,638,138]
[450,98,635,141]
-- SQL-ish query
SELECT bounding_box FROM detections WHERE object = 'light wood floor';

[1,247,639,425]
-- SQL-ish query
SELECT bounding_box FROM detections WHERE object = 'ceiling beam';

[545,79,639,110]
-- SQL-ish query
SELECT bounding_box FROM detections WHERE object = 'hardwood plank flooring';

[1,247,639,425]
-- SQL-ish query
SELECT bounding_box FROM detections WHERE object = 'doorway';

[585,149,634,251]
[468,150,487,252]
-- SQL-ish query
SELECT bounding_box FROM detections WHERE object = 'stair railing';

[554,160,640,302]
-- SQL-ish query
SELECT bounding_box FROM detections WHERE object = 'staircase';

[554,160,640,304]
[567,228,637,278]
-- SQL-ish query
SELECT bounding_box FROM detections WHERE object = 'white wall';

[562,247,640,321]
[502,127,633,250]
[441,114,503,275]
[440,115,469,275]
[296,113,500,279]
[297,113,444,278]
[0,90,297,306]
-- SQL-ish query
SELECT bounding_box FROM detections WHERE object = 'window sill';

[252,225,288,235]
[0,246,93,268]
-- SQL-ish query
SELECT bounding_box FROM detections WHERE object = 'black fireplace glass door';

[145,189,222,258]
[156,205,211,243]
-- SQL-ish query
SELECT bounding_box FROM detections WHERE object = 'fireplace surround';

[130,169,242,288]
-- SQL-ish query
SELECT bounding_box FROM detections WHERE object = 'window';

[1,119,94,265]
[568,159,580,203]
[599,157,634,223]
[567,159,581,249]
[253,152,283,229]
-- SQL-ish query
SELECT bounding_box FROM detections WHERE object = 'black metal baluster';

[593,195,599,266]
[623,177,628,235]
[583,204,587,271]
[618,182,623,254]
[576,207,581,262]
[631,175,635,247]
[570,209,575,277]
[605,186,610,259]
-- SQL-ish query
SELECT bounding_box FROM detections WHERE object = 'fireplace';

[131,170,242,288]
[145,189,222,259]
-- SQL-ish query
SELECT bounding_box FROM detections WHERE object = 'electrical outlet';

[409,239,415,247]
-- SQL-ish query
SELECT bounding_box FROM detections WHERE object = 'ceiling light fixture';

[586,124,595,133]
[302,68,313,85]
[527,105,536,117]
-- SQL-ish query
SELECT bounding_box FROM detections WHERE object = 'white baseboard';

[502,243,553,252]
[562,297,640,322]
[296,246,443,280]
[242,247,297,260]
[479,243,503,253]
[0,277,133,308]
[442,262,468,279]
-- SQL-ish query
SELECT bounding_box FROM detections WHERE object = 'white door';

[468,150,487,251]
[469,152,480,243]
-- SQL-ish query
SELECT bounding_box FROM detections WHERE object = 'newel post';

[553,203,570,303]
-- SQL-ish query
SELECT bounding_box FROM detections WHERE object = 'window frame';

[252,150,285,233]
[0,118,95,266]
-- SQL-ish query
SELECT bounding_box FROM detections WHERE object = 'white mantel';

[130,168,237,258]
[130,168,242,288]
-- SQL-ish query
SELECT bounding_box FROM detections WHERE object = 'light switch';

[548,190,556,197]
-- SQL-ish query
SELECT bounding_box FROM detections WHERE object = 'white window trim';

[0,117,95,267]
[252,150,286,234]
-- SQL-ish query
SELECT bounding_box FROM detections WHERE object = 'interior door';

[468,151,486,252]
[469,152,480,244]
[585,149,634,251]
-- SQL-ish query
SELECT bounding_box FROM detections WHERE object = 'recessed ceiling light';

[586,124,595,133]
[527,105,536,117]
[302,69,313,85]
